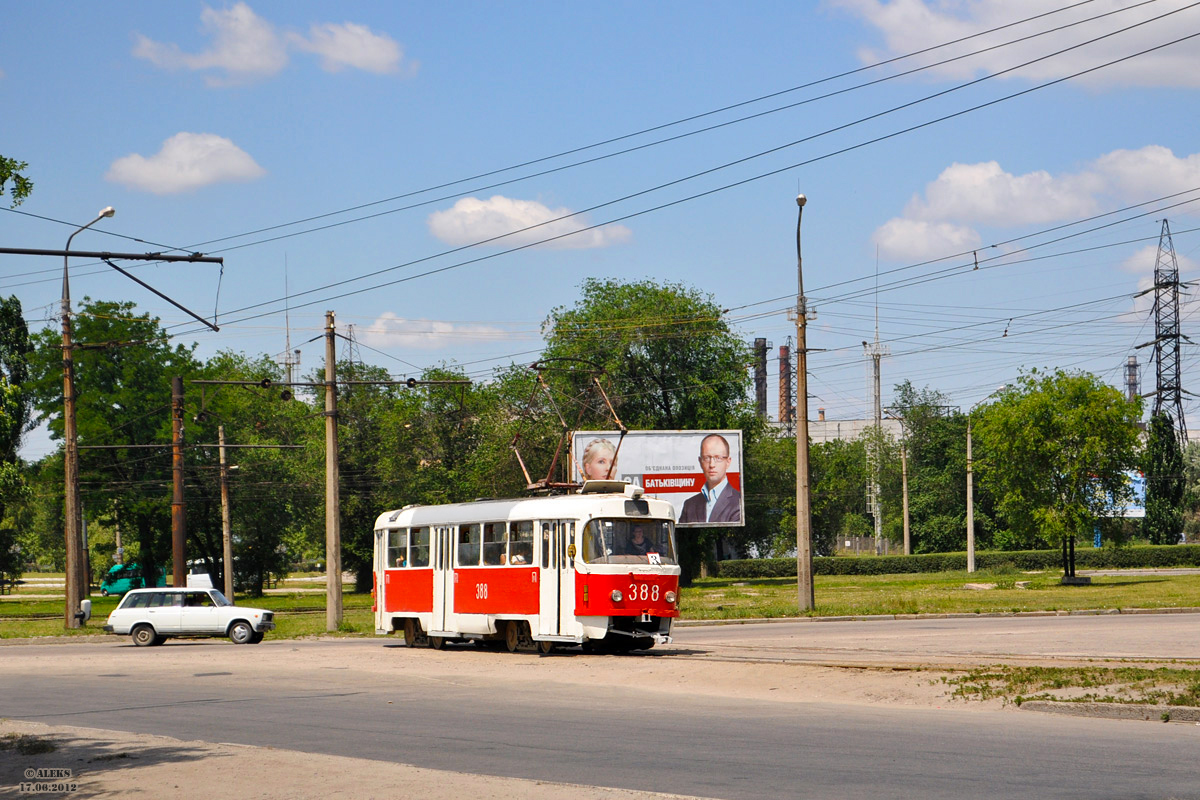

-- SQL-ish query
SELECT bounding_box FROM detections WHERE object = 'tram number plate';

[627,581,660,603]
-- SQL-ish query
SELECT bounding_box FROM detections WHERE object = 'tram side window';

[510,520,533,565]
[410,527,430,567]
[482,522,507,565]
[458,524,481,566]
[541,522,552,568]
[388,528,408,568]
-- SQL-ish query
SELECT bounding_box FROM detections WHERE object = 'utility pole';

[325,311,343,631]
[219,425,233,599]
[900,439,910,555]
[793,194,814,612]
[171,376,186,588]
[61,208,114,628]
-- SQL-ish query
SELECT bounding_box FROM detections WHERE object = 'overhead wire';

[167,4,1200,334]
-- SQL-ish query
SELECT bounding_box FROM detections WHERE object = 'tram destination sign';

[572,430,744,528]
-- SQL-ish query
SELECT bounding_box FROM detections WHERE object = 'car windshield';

[209,590,233,607]
[581,518,675,565]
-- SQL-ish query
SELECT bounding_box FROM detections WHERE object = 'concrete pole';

[966,417,975,573]
[901,440,910,555]
[794,195,814,612]
[171,376,186,587]
[62,297,82,628]
[219,425,234,599]
[325,311,343,631]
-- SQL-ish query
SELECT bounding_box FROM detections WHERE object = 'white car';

[103,587,275,646]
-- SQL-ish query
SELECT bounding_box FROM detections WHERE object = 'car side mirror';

[76,599,92,623]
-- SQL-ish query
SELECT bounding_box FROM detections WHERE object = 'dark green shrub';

[714,545,1200,578]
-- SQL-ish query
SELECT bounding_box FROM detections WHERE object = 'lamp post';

[62,206,114,628]
[794,194,814,612]
[965,385,1005,573]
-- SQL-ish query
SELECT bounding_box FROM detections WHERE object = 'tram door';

[433,525,454,632]
[538,520,575,637]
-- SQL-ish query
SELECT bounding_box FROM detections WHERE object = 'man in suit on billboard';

[679,433,741,524]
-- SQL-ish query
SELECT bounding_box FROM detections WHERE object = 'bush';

[714,544,1200,578]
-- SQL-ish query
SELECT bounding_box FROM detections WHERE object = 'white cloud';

[289,22,404,74]
[427,196,632,250]
[832,0,1200,88]
[133,3,288,86]
[872,218,981,261]
[133,3,408,85]
[873,146,1200,260]
[904,161,1101,226]
[362,312,510,350]
[105,132,266,194]
[1119,243,1199,276]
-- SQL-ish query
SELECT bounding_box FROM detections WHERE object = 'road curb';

[1021,701,1200,724]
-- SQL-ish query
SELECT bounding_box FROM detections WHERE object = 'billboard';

[1100,470,1146,519]
[571,430,744,528]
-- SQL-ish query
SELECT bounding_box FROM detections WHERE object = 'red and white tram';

[373,481,680,653]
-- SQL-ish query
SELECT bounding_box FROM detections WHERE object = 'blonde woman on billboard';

[581,438,618,481]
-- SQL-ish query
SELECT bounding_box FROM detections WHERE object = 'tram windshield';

[582,519,676,565]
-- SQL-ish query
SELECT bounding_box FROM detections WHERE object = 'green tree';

[891,382,979,553]
[0,156,33,207]
[184,351,318,595]
[27,299,201,586]
[973,369,1142,550]
[540,278,756,579]
[809,436,870,557]
[1144,413,1183,545]
[0,296,33,583]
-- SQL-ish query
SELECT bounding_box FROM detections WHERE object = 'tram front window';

[582,519,675,565]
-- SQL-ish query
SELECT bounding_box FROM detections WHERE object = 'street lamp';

[965,385,1005,573]
[62,206,114,628]
[794,194,814,612]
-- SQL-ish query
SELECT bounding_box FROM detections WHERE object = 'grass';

[680,569,1200,619]
[6,568,1200,709]
[0,733,57,755]
[944,665,1200,708]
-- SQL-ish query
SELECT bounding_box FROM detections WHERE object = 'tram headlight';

[611,589,623,602]
[665,591,677,604]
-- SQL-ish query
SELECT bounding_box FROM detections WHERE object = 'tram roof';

[373,484,675,529]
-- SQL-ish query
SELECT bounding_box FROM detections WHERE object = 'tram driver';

[623,524,655,557]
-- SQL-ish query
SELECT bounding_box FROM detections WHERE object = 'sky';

[3,0,1200,461]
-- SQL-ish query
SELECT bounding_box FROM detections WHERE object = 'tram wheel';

[536,640,556,655]
[403,618,419,647]
[504,621,521,653]
[429,635,447,650]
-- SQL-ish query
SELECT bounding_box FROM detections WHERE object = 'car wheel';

[248,632,265,644]
[131,624,159,647]
[229,620,255,644]
[100,588,109,597]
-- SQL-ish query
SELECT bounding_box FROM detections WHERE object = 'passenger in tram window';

[395,556,406,568]
[581,438,618,481]
[509,552,527,564]
[624,524,654,557]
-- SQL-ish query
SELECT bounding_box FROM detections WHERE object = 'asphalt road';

[4,614,1200,799]
[674,610,1200,666]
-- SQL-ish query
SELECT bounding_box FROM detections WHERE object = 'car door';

[179,590,220,634]
[145,590,183,633]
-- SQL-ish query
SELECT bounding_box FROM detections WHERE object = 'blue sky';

[3,1,1200,460]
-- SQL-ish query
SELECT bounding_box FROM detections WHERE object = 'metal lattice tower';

[1150,219,1188,443]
